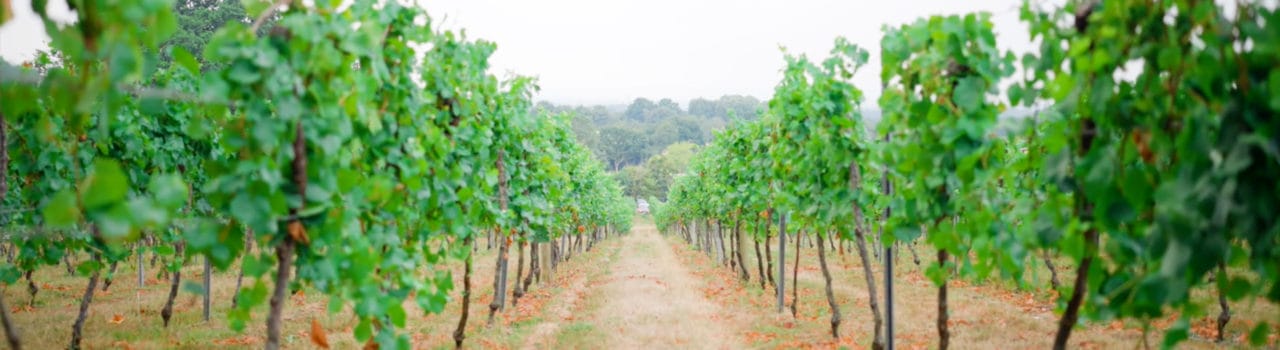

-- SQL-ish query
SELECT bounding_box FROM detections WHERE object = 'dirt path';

[579,223,745,349]
[520,254,598,350]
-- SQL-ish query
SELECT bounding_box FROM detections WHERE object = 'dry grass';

[519,236,622,350]
[568,224,745,349]
[0,236,622,350]
[4,254,359,349]
[5,225,1274,350]
[670,234,1280,349]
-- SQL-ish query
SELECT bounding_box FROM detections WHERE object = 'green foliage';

[598,127,650,169]
[659,3,1280,348]
[768,37,870,231]
[659,37,876,238]
[159,0,271,72]
[877,12,1016,287]
[0,0,630,348]
[618,142,699,200]
[1016,0,1280,344]
[545,95,761,170]
[688,95,764,121]
[5,0,1278,348]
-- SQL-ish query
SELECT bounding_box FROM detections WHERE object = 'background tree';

[567,113,601,154]
[687,98,718,118]
[624,98,657,122]
[670,116,705,144]
[598,127,649,170]
[687,95,763,120]
[157,0,276,71]
[616,142,699,200]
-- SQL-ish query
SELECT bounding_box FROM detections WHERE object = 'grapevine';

[657,2,1279,348]
[0,1,632,349]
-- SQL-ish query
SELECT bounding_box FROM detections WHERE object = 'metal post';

[882,133,894,350]
[776,210,786,313]
[203,257,212,321]
[137,244,144,286]
[138,243,145,315]
[885,236,894,350]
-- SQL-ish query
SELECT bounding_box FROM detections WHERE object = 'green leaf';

[1157,46,1179,70]
[227,62,260,84]
[355,318,373,341]
[82,159,129,210]
[94,203,135,242]
[953,77,985,113]
[231,193,267,233]
[30,0,46,17]
[1270,70,1280,110]
[1249,322,1270,346]
[925,263,947,286]
[1158,241,1191,278]
[241,0,273,18]
[43,189,81,228]
[1162,318,1189,349]
[1049,74,1075,100]
[76,259,104,276]
[0,0,11,23]
[140,97,166,115]
[108,45,139,82]
[0,266,21,284]
[126,198,167,231]
[1224,277,1251,300]
[152,7,178,43]
[154,245,176,256]
[184,220,217,254]
[424,290,448,314]
[149,174,189,210]
[242,253,272,277]
[172,46,201,75]
[1103,201,1135,225]
[229,308,249,332]
[387,303,407,328]
[182,280,206,296]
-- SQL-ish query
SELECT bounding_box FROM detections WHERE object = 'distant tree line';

[540,95,763,171]
[538,95,764,201]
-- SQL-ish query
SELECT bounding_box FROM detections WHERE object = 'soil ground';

[2,220,1277,349]
[563,223,745,349]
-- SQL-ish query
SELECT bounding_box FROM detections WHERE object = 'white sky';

[426,0,1035,105]
[1,0,1036,105]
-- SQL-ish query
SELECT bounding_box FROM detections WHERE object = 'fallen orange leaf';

[310,319,330,349]
[109,314,125,325]
[288,221,310,245]
[113,340,135,350]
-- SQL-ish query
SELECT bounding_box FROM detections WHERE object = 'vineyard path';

[577,223,745,349]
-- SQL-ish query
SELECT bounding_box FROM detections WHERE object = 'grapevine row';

[656,2,1279,348]
[0,0,633,349]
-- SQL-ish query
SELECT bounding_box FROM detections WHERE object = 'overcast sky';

[428,0,1035,105]
[1,0,1036,105]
